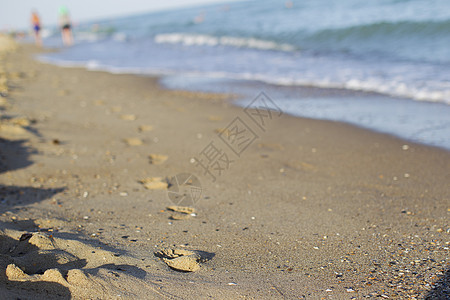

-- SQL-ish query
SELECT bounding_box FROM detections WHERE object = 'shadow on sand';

[0,134,72,298]
[425,268,450,299]
[0,138,34,173]
[0,120,147,298]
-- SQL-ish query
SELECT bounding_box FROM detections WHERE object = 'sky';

[1,0,235,31]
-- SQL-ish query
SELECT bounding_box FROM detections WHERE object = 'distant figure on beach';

[194,12,205,24]
[31,10,42,47]
[58,6,73,46]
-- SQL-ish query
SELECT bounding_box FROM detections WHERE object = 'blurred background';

[2,0,450,149]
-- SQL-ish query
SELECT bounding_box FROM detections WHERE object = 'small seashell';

[167,206,196,214]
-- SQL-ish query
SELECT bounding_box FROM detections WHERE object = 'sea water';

[38,0,450,149]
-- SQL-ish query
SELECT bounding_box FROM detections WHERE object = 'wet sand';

[0,38,449,299]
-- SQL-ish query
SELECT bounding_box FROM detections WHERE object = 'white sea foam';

[112,33,127,42]
[36,54,450,105]
[154,33,295,52]
[172,71,450,105]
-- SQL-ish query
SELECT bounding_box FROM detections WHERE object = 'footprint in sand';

[57,89,70,96]
[0,224,166,299]
[148,154,168,165]
[0,117,33,137]
[155,249,207,272]
[110,106,122,113]
[0,97,8,107]
[139,177,168,190]
[93,100,105,106]
[9,117,31,127]
[166,205,196,220]
[138,125,153,132]
[120,114,137,121]
[0,124,28,136]
[123,137,143,146]
[208,115,223,122]
[0,229,130,297]
[214,128,231,136]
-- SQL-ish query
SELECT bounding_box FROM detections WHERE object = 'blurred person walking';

[58,6,73,46]
[31,10,42,47]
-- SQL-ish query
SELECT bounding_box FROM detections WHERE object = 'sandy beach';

[0,37,449,299]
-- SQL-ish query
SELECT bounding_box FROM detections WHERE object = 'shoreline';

[159,74,450,152]
[1,42,449,299]
[36,48,450,152]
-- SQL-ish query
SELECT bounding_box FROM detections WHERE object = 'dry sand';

[0,36,449,299]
